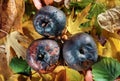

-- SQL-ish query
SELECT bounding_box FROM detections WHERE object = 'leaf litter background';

[0,0,120,81]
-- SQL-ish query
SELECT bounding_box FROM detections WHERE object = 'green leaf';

[9,57,31,76]
[81,2,106,28]
[88,2,106,19]
[70,0,94,9]
[92,57,120,81]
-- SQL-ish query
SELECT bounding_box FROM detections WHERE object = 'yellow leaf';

[7,74,27,81]
[40,74,53,81]
[53,66,66,73]
[66,3,92,34]
[96,41,105,56]
[22,21,42,40]
[30,71,41,81]
[97,35,120,61]
[97,0,120,7]
[5,31,31,64]
[115,0,120,6]
[104,0,116,8]
[108,37,120,61]
[66,67,84,81]
[101,30,120,41]
[54,66,84,81]
[0,74,4,81]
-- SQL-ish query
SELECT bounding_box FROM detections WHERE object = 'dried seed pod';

[97,6,120,33]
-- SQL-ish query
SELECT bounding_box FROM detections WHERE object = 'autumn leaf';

[66,3,92,34]
[22,21,42,40]
[40,74,53,81]
[12,0,25,33]
[54,66,84,81]
[96,30,120,61]
[0,0,17,38]
[0,74,4,81]
[0,0,25,38]
[7,74,28,81]
[5,31,31,64]
[66,67,84,81]
[97,37,120,60]
[55,70,66,81]
[0,52,13,80]
[29,71,41,81]
[53,66,66,73]
[115,0,120,6]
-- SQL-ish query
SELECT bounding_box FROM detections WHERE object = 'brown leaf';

[0,0,25,38]
[0,0,17,38]
[0,53,13,81]
[12,0,25,33]
[55,70,67,81]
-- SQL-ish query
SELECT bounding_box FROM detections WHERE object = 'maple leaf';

[66,3,92,34]
[96,31,120,61]
[5,31,31,64]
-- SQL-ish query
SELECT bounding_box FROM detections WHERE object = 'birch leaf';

[5,31,31,64]
[66,3,92,34]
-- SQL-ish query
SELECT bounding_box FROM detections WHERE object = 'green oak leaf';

[9,57,31,76]
[92,57,120,81]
